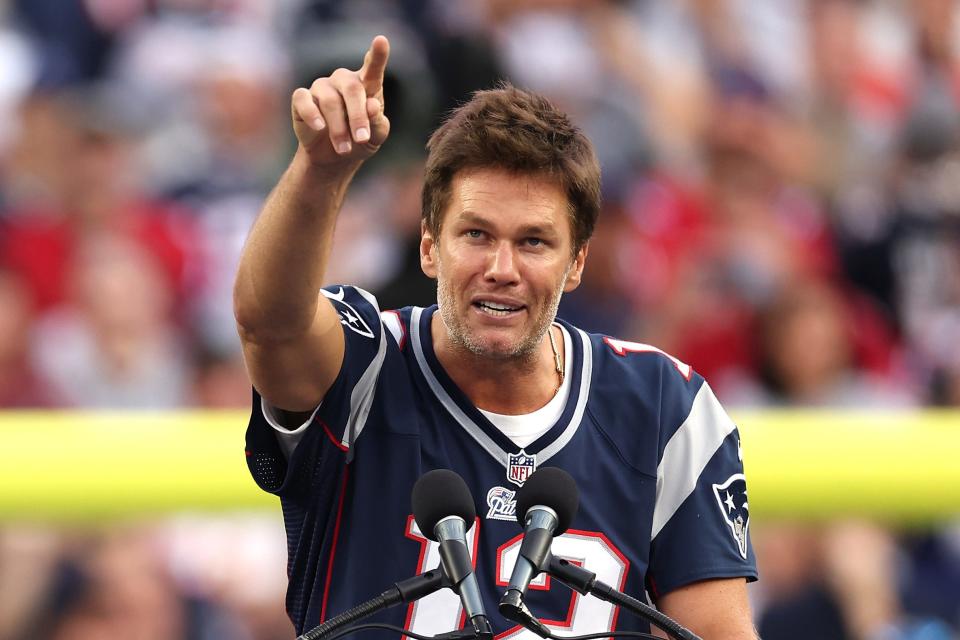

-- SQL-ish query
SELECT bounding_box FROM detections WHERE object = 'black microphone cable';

[319,622,665,640]
[297,568,447,640]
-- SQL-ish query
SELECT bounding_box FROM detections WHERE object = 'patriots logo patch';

[486,486,517,521]
[712,473,750,559]
[322,288,374,339]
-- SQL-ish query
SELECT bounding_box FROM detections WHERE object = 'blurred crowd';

[1,0,959,638]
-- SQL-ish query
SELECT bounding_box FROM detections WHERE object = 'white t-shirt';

[478,324,572,448]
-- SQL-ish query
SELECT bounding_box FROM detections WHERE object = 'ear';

[563,242,589,292]
[420,221,438,279]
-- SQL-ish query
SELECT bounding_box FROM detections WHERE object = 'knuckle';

[293,91,313,107]
[342,80,365,98]
[315,92,342,112]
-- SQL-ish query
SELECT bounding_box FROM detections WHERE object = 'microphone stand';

[545,555,702,640]
[500,554,701,640]
[298,568,487,640]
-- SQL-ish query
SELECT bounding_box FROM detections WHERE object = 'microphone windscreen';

[411,469,477,540]
[515,467,579,535]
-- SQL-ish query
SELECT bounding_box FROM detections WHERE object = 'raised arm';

[234,36,390,412]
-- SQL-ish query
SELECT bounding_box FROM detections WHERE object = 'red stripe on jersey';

[320,468,350,622]
[318,419,349,453]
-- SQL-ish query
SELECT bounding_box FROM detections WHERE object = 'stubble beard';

[435,262,569,365]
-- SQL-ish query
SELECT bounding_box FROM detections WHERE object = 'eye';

[525,237,544,247]
[466,229,484,239]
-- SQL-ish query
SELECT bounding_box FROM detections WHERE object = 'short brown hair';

[422,84,601,255]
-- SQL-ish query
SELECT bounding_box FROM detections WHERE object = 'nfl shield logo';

[507,452,536,486]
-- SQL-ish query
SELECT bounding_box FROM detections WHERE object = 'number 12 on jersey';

[406,518,629,638]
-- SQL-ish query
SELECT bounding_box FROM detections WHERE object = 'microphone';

[411,469,493,640]
[499,467,579,635]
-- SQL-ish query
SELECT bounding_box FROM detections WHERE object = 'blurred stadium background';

[1,0,959,638]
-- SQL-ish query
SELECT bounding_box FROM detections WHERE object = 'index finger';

[359,35,390,95]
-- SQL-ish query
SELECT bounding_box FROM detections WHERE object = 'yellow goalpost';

[1,410,958,524]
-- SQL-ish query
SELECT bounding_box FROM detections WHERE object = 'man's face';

[420,168,587,361]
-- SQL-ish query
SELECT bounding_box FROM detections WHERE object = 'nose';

[484,241,520,284]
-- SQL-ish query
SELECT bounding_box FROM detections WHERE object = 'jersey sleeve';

[646,374,758,598]
[244,285,388,495]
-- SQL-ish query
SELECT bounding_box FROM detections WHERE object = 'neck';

[431,314,563,415]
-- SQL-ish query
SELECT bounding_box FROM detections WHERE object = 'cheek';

[438,247,484,278]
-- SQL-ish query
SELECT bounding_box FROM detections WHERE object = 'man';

[234,35,758,639]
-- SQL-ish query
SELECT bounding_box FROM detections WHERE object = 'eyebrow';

[456,211,559,237]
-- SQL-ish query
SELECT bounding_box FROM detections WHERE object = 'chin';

[439,301,537,360]
[466,329,535,360]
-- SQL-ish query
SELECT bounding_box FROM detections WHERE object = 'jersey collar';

[409,305,593,471]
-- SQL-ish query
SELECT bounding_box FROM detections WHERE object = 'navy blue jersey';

[245,286,757,637]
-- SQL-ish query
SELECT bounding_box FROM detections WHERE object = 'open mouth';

[474,301,523,317]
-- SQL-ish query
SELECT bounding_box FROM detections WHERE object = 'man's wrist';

[291,146,363,187]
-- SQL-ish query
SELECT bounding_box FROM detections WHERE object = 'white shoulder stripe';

[263,286,386,460]
[380,311,403,345]
[341,287,387,459]
[651,383,736,540]
[355,286,380,309]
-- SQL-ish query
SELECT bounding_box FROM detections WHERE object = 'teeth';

[478,302,518,316]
